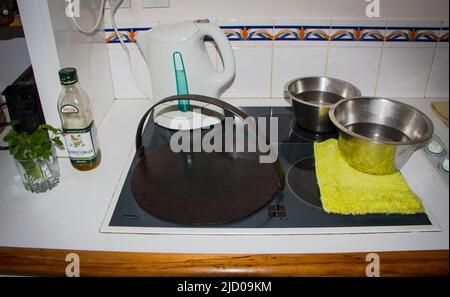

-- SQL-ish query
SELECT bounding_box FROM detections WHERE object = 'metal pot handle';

[134,94,285,188]
[136,94,249,157]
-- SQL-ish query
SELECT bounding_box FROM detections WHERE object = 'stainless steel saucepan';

[329,97,434,175]
[285,77,361,133]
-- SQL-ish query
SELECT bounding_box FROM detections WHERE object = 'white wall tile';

[108,0,449,22]
[426,47,450,97]
[376,47,436,97]
[272,46,328,98]
[105,18,447,100]
[108,44,152,99]
[327,46,382,96]
[221,46,272,98]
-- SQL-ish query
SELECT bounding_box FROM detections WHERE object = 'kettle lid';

[148,21,199,42]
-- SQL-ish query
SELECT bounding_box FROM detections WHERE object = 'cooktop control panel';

[423,134,449,191]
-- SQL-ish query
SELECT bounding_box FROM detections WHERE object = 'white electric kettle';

[136,20,236,130]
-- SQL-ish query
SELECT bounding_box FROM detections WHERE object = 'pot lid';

[132,145,283,225]
[130,95,285,225]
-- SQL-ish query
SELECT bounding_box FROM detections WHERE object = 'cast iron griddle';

[132,144,282,225]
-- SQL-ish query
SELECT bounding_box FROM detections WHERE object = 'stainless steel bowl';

[329,97,434,175]
[285,77,361,132]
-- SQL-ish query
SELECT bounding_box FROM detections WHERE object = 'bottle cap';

[58,67,78,85]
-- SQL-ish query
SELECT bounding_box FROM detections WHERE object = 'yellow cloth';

[314,139,424,215]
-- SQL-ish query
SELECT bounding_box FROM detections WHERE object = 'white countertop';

[0,97,448,254]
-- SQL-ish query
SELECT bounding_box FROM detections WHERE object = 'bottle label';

[63,121,98,164]
[60,104,79,114]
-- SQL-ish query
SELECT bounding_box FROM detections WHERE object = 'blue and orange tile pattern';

[221,25,273,41]
[105,23,449,44]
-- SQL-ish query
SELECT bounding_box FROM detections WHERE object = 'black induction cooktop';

[108,107,432,229]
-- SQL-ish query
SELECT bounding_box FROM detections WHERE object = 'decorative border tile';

[221,26,273,41]
[439,27,449,42]
[105,27,151,43]
[273,26,330,41]
[104,23,449,44]
[329,26,385,41]
[385,27,442,42]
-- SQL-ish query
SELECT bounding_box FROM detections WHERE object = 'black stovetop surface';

[109,107,431,228]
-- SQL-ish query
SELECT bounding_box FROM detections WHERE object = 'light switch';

[105,0,131,9]
[141,0,170,8]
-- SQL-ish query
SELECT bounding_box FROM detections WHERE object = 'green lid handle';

[173,52,190,112]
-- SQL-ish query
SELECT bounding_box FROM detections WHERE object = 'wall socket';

[141,0,170,8]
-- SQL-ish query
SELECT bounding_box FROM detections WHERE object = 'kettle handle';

[196,22,236,87]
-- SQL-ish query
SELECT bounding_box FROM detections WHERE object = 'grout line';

[424,43,439,99]
[324,41,331,76]
[374,23,388,97]
[115,97,153,101]
[423,21,444,98]
[269,20,275,99]
[373,45,384,97]
[105,45,119,101]
[98,99,116,128]
[324,22,332,76]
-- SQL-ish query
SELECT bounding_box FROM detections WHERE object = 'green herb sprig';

[3,123,64,161]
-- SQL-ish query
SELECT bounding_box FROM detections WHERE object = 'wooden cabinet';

[0,247,448,276]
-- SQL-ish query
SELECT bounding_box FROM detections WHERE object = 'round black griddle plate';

[287,157,323,209]
[131,144,283,225]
